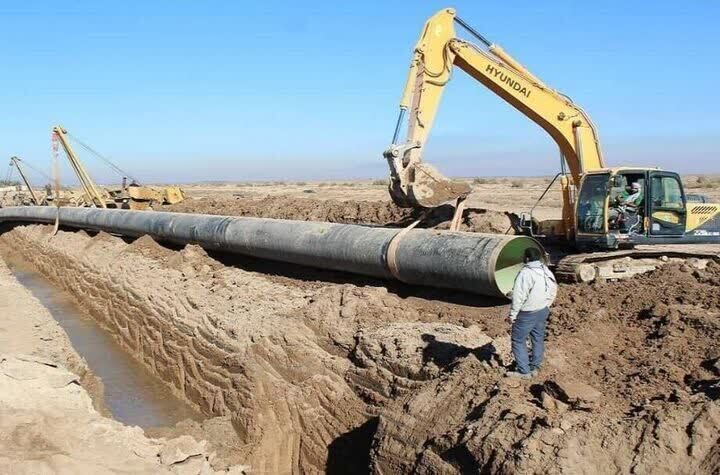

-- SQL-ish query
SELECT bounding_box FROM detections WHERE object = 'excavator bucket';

[405,163,472,208]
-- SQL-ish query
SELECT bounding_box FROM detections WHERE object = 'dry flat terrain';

[0,176,718,473]
[166,174,720,223]
[169,177,565,222]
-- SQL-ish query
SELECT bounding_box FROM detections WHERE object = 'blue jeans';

[511,307,549,374]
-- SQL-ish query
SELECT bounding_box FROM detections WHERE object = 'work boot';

[505,371,532,380]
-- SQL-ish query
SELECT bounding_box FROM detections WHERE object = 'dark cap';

[523,247,543,263]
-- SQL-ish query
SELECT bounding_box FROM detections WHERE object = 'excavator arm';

[385,8,605,232]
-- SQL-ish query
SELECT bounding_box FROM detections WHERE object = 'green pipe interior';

[493,237,545,296]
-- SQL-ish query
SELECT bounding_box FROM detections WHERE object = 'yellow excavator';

[385,8,719,281]
[52,126,185,210]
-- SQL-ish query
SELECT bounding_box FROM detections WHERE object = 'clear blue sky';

[1,0,718,185]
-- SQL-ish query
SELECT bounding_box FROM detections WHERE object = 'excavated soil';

[0,257,245,473]
[1,220,718,473]
[370,261,720,473]
[0,225,506,473]
[162,195,516,234]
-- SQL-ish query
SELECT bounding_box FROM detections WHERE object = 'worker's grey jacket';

[509,261,557,321]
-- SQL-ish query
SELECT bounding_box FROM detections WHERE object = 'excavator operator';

[620,182,643,208]
[610,182,644,232]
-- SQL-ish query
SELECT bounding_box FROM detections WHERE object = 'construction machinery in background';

[9,157,44,206]
[52,126,185,210]
[384,8,719,282]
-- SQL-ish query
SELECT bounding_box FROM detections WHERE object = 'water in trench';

[4,254,203,428]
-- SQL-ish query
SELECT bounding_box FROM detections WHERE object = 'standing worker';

[505,248,557,379]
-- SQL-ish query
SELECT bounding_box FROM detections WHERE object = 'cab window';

[650,176,683,209]
[649,174,686,235]
[610,173,645,206]
[576,174,608,233]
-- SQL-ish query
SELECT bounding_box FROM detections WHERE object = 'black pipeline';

[0,207,543,298]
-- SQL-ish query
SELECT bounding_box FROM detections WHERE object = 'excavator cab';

[575,168,719,249]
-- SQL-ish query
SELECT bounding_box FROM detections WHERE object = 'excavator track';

[552,244,720,283]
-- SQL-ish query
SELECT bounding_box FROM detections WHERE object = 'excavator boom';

[385,8,605,231]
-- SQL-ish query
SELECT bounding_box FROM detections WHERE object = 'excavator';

[384,8,720,282]
[52,126,185,210]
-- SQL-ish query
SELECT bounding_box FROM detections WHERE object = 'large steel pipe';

[0,207,543,298]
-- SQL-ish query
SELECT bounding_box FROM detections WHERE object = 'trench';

[2,252,203,429]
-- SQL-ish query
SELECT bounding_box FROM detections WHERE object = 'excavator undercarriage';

[551,243,720,283]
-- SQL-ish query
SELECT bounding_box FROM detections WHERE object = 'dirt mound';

[369,263,720,473]
[0,355,232,474]
[0,190,36,207]
[2,225,367,472]
[164,195,413,226]
[550,261,720,412]
[3,223,718,473]
[162,195,515,233]
[3,225,500,472]
[0,257,245,474]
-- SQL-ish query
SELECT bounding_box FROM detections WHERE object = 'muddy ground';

[1,178,720,472]
[0,193,718,473]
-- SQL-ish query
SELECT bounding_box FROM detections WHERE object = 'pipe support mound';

[0,207,543,298]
